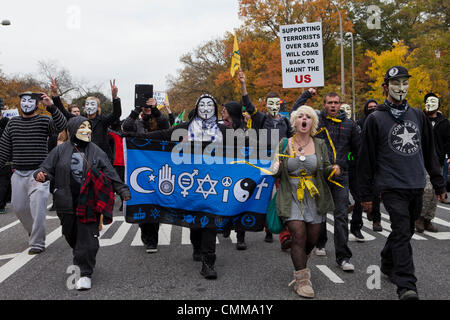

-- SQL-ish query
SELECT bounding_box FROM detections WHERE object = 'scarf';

[188,116,222,143]
[384,99,409,123]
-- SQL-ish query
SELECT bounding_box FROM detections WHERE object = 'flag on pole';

[230,33,241,77]
[173,109,184,126]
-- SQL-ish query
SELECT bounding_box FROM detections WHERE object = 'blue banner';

[124,138,275,231]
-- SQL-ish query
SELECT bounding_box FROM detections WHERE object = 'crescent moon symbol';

[129,167,156,194]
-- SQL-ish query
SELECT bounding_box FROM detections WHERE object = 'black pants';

[58,212,100,278]
[371,195,381,223]
[349,168,362,231]
[316,174,352,264]
[190,227,217,257]
[139,223,160,246]
[380,189,423,294]
[0,166,12,209]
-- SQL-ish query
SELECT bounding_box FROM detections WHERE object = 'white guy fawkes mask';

[85,99,98,115]
[425,96,439,112]
[266,98,281,117]
[341,104,351,119]
[76,121,92,142]
[388,77,409,102]
[197,97,215,120]
[20,95,38,115]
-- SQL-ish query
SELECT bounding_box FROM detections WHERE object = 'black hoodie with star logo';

[357,102,445,202]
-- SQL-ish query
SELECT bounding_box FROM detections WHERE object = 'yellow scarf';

[326,116,342,123]
[289,170,319,202]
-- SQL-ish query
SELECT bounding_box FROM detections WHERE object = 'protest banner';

[124,137,275,232]
[280,22,324,88]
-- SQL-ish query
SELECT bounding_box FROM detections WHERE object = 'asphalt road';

[0,196,449,301]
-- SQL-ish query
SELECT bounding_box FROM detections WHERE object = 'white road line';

[437,205,450,211]
[316,265,344,284]
[0,254,20,261]
[99,221,132,247]
[361,214,391,238]
[422,231,450,240]
[0,220,20,233]
[181,227,191,245]
[430,217,450,228]
[327,214,376,241]
[0,226,62,284]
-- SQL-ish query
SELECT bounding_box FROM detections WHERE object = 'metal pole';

[331,2,345,100]
[350,33,355,120]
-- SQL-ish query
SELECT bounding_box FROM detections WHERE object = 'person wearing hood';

[51,78,122,161]
[0,92,67,254]
[308,92,361,273]
[142,93,229,280]
[34,116,131,290]
[357,66,445,300]
[415,93,449,233]
[355,99,383,232]
[122,97,170,254]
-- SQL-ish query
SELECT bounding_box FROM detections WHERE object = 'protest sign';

[280,22,324,88]
[153,91,169,110]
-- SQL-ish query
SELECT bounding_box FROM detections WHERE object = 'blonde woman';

[271,105,340,298]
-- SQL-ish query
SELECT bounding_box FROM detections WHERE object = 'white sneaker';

[75,277,92,290]
[315,248,326,256]
[340,260,355,272]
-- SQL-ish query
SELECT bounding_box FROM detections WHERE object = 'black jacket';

[356,99,377,131]
[52,96,122,160]
[122,107,170,134]
[35,116,130,214]
[426,112,450,165]
[316,109,361,173]
[357,103,445,202]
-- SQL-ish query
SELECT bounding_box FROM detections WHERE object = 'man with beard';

[358,66,445,300]
[0,92,66,254]
[415,93,449,232]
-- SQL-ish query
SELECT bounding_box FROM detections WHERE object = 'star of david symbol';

[196,174,218,200]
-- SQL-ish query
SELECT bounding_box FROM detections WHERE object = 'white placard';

[153,91,168,109]
[280,22,324,88]
[1,108,19,118]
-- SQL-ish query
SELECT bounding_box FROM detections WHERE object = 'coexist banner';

[124,137,275,232]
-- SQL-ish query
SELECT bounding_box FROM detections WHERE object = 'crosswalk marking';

[316,265,345,284]
[327,214,376,241]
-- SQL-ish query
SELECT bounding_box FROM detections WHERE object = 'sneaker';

[399,289,419,300]
[339,260,355,272]
[373,221,383,232]
[0,208,6,214]
[281,238,292,251]
[315,247,326,256]
[75,277,92,291]
[28,247,45,255]
[145,244,158,254]
[236,242,247,250]
[350,229,365,242]
[264,232,273,243]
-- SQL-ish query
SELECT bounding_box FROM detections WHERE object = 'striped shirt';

[0,108,67,170]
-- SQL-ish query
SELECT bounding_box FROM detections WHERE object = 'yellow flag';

[230,33,241,77]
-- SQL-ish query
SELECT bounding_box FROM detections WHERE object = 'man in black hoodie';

[356,99,383,232]
[415,93,449,232]
[358,66,445,300]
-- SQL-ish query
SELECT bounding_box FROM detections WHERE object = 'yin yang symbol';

[233,178,257,203]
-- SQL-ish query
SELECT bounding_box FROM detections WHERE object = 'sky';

[0,0,243,118]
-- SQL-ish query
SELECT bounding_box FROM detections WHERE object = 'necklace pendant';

[299,155,306,161]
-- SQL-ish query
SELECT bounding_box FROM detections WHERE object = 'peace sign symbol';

[222,176,233,187]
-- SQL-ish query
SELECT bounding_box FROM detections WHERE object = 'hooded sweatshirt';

[357,102,445,202]
[425,111,450,165]
[356,99,377,130]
